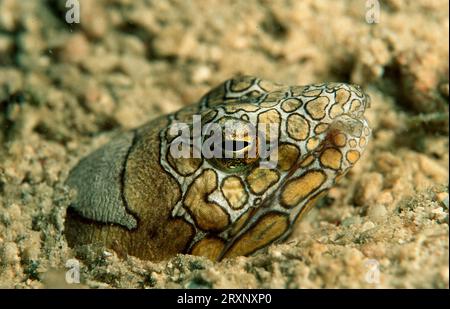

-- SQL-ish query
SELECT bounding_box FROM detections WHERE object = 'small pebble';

[367,204,387,222]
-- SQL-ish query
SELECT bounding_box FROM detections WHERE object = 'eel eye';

[222,139,251,156]
[203,117,259,172]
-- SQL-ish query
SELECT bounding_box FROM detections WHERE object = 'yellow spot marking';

[332,133,347,147]
[225,103,259,113]
[261,91,287,107]
[314,123,329,134]
[346,150,360,164]
[231,208,255,236]
[287,113,310,141]
[328,89,351,119]
[221,176,248,210]
[281,98,302,112]
[294,191,326,225]
[258,109,280,141]
[350,99,361,112]
[335,88,351,105]
[326,82,342,89]
[230,78,254,92]
[305,96,329,120]
[224,213,289,258]
[306,137,320,151]
[259,80,285,92]
[359,137,366,147]
[303,89,322,97]
[320,148,342,170]
[167,148,202,176]
[184,169,229,232]
[329,103,344,118]
[246,167,279,195]
[265,91,286,101]
[290,86,307,96]
[191,237,225,261]
[281,170,326,207]
[300,155,315,167]
[260,101,279,108]
[277,144,300,171]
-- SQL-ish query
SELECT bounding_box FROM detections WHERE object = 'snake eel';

[65,76,371,261]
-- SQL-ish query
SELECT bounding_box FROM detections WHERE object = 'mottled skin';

[65,76,371,261]
[66,118,195,261]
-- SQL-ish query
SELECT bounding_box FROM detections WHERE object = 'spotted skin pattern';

[65,76,371,262]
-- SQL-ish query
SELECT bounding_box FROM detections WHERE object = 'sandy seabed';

[0,0,448,288]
